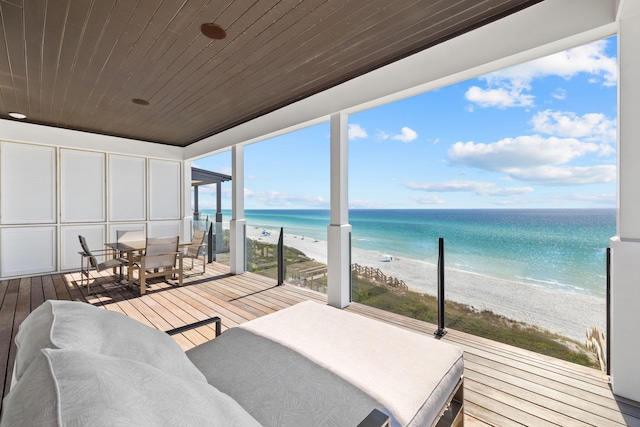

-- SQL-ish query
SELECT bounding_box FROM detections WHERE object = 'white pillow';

[14,300,206,383]
[1,349,262,427]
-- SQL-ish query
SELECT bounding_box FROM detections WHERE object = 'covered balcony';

[1,0,640,424]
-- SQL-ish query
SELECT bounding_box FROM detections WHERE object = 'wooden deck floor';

[1,262,639,426]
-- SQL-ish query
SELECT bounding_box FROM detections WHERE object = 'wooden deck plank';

[180,285,258,326]
[465,387,558,427]
[41,274,57,301]
[448,330,610,386]
[464,400,526,427]
[466,359,633,425]
[465,353,640,421]
[0,264,638,427]
[0,279,16,414]
[3,278,32,407]
[467,366,623,426]
[29,275,45,311]
[51,274,73,301]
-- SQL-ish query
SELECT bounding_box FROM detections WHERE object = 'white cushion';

[14,300,206,384]
[1,349,261,427]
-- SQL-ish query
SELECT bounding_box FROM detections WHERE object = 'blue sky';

[194,36,617,210]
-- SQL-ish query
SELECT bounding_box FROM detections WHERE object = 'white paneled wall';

[149,159,181,220]
[1,142,56,224]
[60,149,105,223]
[109,154,147,222]
[0,141,183,278]
[0,227,57,276]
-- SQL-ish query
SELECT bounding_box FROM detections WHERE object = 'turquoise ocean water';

[200,209,615,299]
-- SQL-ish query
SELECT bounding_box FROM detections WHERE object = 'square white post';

[327,112,352,308]
[610,11,640,402]
[230,145,246,275]
[182,160,193,242]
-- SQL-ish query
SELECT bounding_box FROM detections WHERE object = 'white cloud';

[391,127,418,143]
[466,39,617,108]
[494,40,617,86]
[377,127,418,143]
[531,110,616,153]
[447,134,616,186]
[448,135,599,170]
[465,84,534,108]
[349,124,368,140]
[405,180,533,197]
[245,189,327,207]
[552,88,567,100]
[411,195,445,205]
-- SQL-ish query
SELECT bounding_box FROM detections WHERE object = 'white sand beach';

[248,227,605,343]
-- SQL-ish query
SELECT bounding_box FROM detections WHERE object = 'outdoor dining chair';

[128,236,183,295]
[183,229,207,274]
[78,235,128,295]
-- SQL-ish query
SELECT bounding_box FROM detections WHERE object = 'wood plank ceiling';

[0,0,542,147]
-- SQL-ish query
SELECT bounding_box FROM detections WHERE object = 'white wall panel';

[60,149,105,223]
[1,142,56,224]
[149,159,181,220]
[0,227,56,276]
[148,221,181,239]
[61,225,105,270]
[109,155,146,221]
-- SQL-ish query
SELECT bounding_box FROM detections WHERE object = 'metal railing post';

[435,237,447,338]
[207,222,214,263]
[277,227,284,286]
[606,247,611,375]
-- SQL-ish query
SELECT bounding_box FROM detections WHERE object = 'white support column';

[610,9,640,402]
[182,160,193,242]
[327,112,352,308]
[230,145,246,275]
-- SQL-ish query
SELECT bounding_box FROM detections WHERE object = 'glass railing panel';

[245,225,328,293]
[192,211,231,266]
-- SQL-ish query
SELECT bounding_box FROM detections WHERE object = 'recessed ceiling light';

[201,23,226,40]
[132,98,149,106]
[9,112,27,119]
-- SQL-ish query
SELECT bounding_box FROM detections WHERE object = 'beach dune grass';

[246,239,596,368]
[352,276,596,367]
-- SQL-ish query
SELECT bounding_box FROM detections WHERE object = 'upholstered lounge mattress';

[187,301,464,427]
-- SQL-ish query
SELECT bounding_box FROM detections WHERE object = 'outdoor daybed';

[1,299,464,427]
